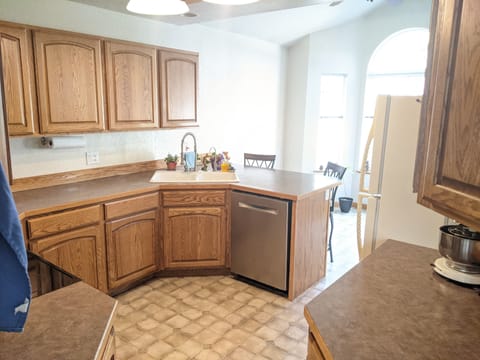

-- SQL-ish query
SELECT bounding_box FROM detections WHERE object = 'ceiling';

[68,0,389,45]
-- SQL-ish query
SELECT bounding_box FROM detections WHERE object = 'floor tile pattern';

[114,210,360,359]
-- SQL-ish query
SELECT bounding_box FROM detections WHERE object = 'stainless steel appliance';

[231,190,290,291]
[433,224,480,285]
[439,224,480,272]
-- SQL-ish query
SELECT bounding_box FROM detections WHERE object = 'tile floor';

[114,209,361,359]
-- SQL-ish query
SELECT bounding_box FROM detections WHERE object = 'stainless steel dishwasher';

[231,190,290,291]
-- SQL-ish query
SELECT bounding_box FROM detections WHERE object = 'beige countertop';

[0,282,117,360]
[305,240,480,360]
[13,166,340,217]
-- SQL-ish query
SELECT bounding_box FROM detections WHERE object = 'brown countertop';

[13,166,340,217]
[305,240,480,360]
[0,282,117,360]
[232,166,340,200]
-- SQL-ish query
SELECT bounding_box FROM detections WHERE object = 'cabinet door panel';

[106,210,158,289]
[0,25,37,135]
[34,31,105,133]
[164,207,226,268]
[159,50,198,128]
[417,0,480,229]
[30,225,107,292]
[105,41,159,130]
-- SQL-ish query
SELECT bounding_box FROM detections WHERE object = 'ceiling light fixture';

[126,0,189,15]
[203,0,259,5]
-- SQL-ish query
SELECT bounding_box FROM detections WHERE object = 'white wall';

[282,0,431,198]
[1,0,285,178]
[282,37,309,172]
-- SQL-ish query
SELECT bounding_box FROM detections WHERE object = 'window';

[316,74,347,169]
[359,28,429,166]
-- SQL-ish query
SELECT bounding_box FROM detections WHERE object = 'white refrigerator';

[357,95,445,260]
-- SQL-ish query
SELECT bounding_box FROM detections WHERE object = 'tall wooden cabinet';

[0,24,38,136]
[33,31,106,133]
[105,192,159,290]
[27,205,108,292]
[162,190,227,269]
[416,0,480,230]
[105,41,159,130]
[159,50,198,128]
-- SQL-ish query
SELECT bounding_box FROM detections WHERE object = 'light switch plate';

[86,151,100,165]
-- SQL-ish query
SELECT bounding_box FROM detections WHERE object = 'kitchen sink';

[196,171,239,182]
[150,170,239,183]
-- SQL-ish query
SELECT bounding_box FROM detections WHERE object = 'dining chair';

[244,153,276,169]
[323,161,347,262]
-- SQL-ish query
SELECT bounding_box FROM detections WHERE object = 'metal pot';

[439,225,480,273]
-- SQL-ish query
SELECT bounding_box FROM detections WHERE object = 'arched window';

[358,28,429,165]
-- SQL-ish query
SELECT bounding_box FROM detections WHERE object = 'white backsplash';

[10,129,182,178]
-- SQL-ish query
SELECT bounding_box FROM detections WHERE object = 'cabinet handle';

[237,201,279,215]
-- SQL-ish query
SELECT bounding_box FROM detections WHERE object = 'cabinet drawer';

[163,190,225,207]
[105,192,159,220]
[27,205,101,239]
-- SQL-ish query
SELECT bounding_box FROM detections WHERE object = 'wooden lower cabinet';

[308,331,326,360]
[25,188,231,294]
[104,192,160,291]
[29,224,108,292]
[163,206,226,269]
[105,210,158,289]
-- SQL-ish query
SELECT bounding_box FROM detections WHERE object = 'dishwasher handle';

[237,201,279,216]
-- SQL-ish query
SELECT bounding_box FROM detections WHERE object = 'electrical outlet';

[86,151,100,165]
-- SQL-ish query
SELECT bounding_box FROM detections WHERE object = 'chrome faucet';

[180,132,197,172]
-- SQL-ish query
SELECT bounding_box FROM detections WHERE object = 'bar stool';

[323,161,347,262]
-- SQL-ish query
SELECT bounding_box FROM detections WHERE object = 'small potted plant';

[164,153,179,171]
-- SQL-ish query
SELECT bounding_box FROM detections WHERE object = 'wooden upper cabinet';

[105,41,159,130]
[159,50,198,128]
[33,31,106,133]
[0,25,38,135]
[417,0,480,230]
